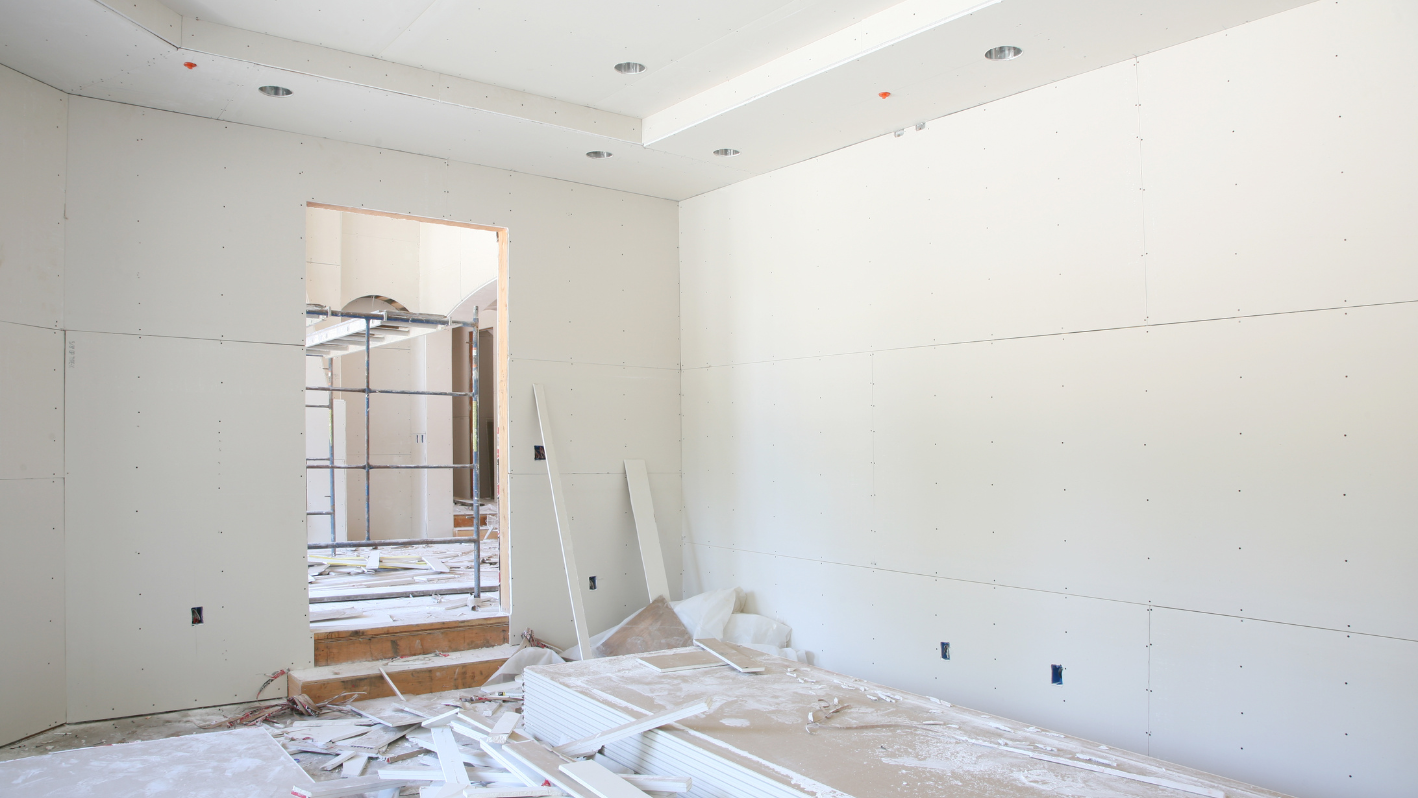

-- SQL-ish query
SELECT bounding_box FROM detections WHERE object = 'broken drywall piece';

[594,596,693,658]
[487,710,522,744]
[533,383,594,658]
[624,459,670,602]
[637,649,723,673]
[693,639,765,673]
[560,759,652,798]
[554,700,711,758]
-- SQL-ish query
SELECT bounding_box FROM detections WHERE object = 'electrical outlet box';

[1051,664,1064,685]
[534,445,546,460]
[588,576,597,590]
[191,607,204,625]
[940,642,950,660]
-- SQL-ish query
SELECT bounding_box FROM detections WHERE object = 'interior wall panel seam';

[684,542,1417,644]
[58,327,305,348]
[678,297,1418,371]
[510,356,682,371]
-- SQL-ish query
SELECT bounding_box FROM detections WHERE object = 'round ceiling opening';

[614,62,647,74]
[586,150,613,159]
[259,85,293,97]
[713,148,740,157]
[984,46,1023,61]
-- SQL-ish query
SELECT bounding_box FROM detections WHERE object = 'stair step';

[288,643,520,704]
[314,615,509,666]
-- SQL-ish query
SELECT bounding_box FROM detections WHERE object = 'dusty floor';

[0,689,494,788]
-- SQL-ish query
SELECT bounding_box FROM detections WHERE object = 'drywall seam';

[685,541,1417,644]
[681,297,1418,371]
[511,356,681,371]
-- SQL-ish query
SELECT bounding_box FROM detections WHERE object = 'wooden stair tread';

[313,614,509,667]
[289,643,520,704]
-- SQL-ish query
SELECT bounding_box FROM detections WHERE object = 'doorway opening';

[300,203,509,638]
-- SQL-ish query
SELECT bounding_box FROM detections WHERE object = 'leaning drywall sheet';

[525,648,1288,798]
[0,728,311,797]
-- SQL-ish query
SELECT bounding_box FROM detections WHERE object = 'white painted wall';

[61,95,680,721]
[678,1,1417,796]
[0,63,67,746]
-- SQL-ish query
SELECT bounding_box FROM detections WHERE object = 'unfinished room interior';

[0,0,1412,796]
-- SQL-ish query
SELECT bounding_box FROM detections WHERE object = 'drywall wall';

[62,94,680,721]
[678,0,1417,795]
[0,63,67,746]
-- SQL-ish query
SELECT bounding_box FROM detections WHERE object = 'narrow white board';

[560,760,651,798]
[694,638,765,673]
[624,459,670,601]
[533,383,594,658]
[554,700,711,758]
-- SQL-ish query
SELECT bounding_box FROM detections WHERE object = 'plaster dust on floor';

[526,646,1294,798]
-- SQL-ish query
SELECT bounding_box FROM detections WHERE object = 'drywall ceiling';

[0,0,1316,200]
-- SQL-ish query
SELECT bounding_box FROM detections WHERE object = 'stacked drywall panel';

[525,648,1287,798]
[0,63,68,746]
[677,0,1418,795]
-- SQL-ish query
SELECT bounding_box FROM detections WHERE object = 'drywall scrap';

[523,646,1296,798]
[534,383,595,658]
[624,458,671,601]
[308,540,499,604]
[594,596,693,657]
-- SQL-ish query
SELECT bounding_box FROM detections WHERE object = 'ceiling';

[0,0,1316,201]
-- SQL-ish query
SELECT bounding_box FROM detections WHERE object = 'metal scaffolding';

[303,304,484,597]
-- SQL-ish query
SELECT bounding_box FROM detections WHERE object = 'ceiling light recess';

[259,85,293,97]
[713,148,740,157]
[586,150,613,159]
[984,46,1023,61]
[614,62,646,74]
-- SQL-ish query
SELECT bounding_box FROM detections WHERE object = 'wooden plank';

[560,760,651,798]
[532,383,593,658]
[636,650,723,674]
[313,616,509,666]
[693,638,765,673]
[553,700,711,758]
[623,459,670,601]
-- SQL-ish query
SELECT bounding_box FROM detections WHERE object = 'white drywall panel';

[62,97,680,713]
[508,470,683,647]
[508,360,681,477]
[65,102,307,344]
[0,65,66,330]
[678,59,1146,370]
[0,477,65,745]
[678,2,1415,792]
[1150,608,1418,798]
[680,356,872,563]
[687,542,1151,754]
[1139,0,1418,323]
[0,322,64,480]
[448,168,679,371]
[64,331,309,722]
[867,303,1417,640]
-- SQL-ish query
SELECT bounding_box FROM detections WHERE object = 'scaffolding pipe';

[309,464,476,469]
[470,307,481,599]
[308,386,477,398]
[307,536,482,550]
[364,318,371,542]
